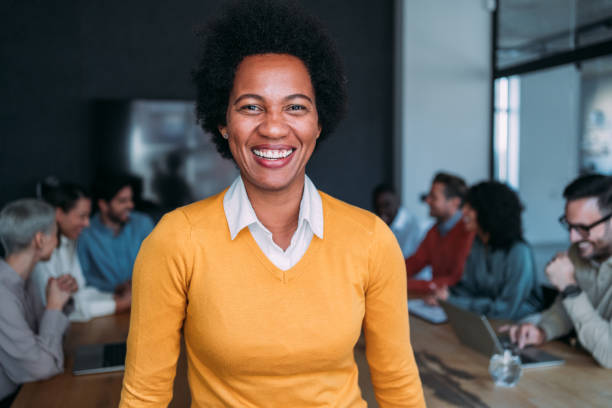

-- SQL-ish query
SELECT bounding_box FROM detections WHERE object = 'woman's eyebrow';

[285,94,313,103]
[233,94,264,105]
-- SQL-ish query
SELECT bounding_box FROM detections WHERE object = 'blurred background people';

[152,150,194,214]
[431,181,544,320]
[77,173,154,294]
[30,182,131,322]
[405,172,474,292]
[0,199,75,406]
[503,174,612,368]
[373,183,425,258]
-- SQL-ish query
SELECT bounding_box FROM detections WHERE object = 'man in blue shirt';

[78,174,154,294]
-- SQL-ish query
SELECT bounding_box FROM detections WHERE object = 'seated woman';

[431,181,543,320]
[0,199,75,406]
[30,182,131,322]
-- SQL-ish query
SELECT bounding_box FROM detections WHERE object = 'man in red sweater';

[406,172,475,293]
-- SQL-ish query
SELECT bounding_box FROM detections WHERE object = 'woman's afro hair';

[466,181,525,251]
[193,0,348,159]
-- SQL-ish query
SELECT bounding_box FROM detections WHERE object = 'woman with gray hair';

[0,199,77,407]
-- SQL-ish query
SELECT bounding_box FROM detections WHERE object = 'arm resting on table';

[0,302,69,384]
[562,292,612,368]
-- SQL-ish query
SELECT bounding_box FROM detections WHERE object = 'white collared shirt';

[223,175,324,271]
[29,235,116,322]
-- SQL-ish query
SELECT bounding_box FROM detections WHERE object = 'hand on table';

[423,283,449,306]
[545,252,577,291]
[499,323,546,349]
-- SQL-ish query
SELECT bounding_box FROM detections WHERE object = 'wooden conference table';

[12,311,612,407]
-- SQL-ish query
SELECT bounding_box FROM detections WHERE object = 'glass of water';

[489,349,522,387]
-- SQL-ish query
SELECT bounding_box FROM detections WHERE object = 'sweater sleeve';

[538,296,574,341]
[364,218,426,408]
[405,229,432,278]
[120,211,193,407]
[0,293,69,386]
[428,228,474,288]
[562,292,612,368]
[448,243,537,320]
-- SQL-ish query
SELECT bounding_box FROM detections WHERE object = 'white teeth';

[253,149,293,159]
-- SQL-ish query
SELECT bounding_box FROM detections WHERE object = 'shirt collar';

[439,210,462,236]
[223,175,324,241]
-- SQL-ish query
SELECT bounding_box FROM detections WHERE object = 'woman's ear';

[33,231,44,250]
[218,125,228,139]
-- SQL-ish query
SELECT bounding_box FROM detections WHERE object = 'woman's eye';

[287,105,306,112]
[239,104,261,112]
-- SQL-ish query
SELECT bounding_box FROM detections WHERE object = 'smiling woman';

[119,1,425,407]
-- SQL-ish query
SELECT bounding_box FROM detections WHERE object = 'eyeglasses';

[558,213,612,237]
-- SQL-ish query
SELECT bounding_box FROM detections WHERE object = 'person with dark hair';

[405,171,475,292]
[30,182,132,322]
[120,1,425,407]
[77,173,154,294]
[502,174,612,368]
[429,181,543,320]
[373,183,424,257]
[0,199,74,406]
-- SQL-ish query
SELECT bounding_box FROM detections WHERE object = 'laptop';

[439,300,564,369]
[72,342,127,375]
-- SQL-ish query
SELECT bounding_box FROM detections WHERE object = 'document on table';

[408,299,448,324]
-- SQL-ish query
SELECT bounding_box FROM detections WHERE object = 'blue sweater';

[448,237,543,320]
[77,211,154,292]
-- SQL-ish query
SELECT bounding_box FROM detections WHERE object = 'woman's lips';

[251,146,295,168]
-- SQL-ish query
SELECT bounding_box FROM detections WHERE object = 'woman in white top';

[30,182,131,321]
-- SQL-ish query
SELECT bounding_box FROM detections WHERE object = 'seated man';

[0,199,76,405]
[373,183,424,258]
[405,172,475,292]
[503,174,612,368]
[78,174,154,293]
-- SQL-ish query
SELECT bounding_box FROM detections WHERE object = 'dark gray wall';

[1,0,393,210]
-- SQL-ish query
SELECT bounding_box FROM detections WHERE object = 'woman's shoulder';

[162,190,227,227]
[318,191,393,245]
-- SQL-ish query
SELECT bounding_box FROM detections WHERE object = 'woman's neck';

[243,176,304,251]
[5,250,38,281]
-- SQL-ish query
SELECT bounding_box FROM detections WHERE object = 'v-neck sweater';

[120,190,425,408]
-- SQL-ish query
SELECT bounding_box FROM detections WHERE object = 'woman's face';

[219,53,321,195]
[56,197,91,240]
[462,203,478,232]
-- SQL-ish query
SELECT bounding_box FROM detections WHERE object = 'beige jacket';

[539,244,612,368]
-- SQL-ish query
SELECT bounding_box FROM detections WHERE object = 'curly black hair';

[192,0,347,159]
[465,181,524,251]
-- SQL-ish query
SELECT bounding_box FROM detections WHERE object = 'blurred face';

[375,191,399,225]
[39,222,58,261]
[565,197,612,260]
[425,182,459,221]
[219,53,321,194]
[56,197,91,240]
[462,203,478,232]
[100,186,134,225]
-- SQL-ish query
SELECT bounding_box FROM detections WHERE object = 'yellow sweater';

[120,190,425,407]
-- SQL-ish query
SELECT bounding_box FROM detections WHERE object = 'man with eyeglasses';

[502,174,612,368]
